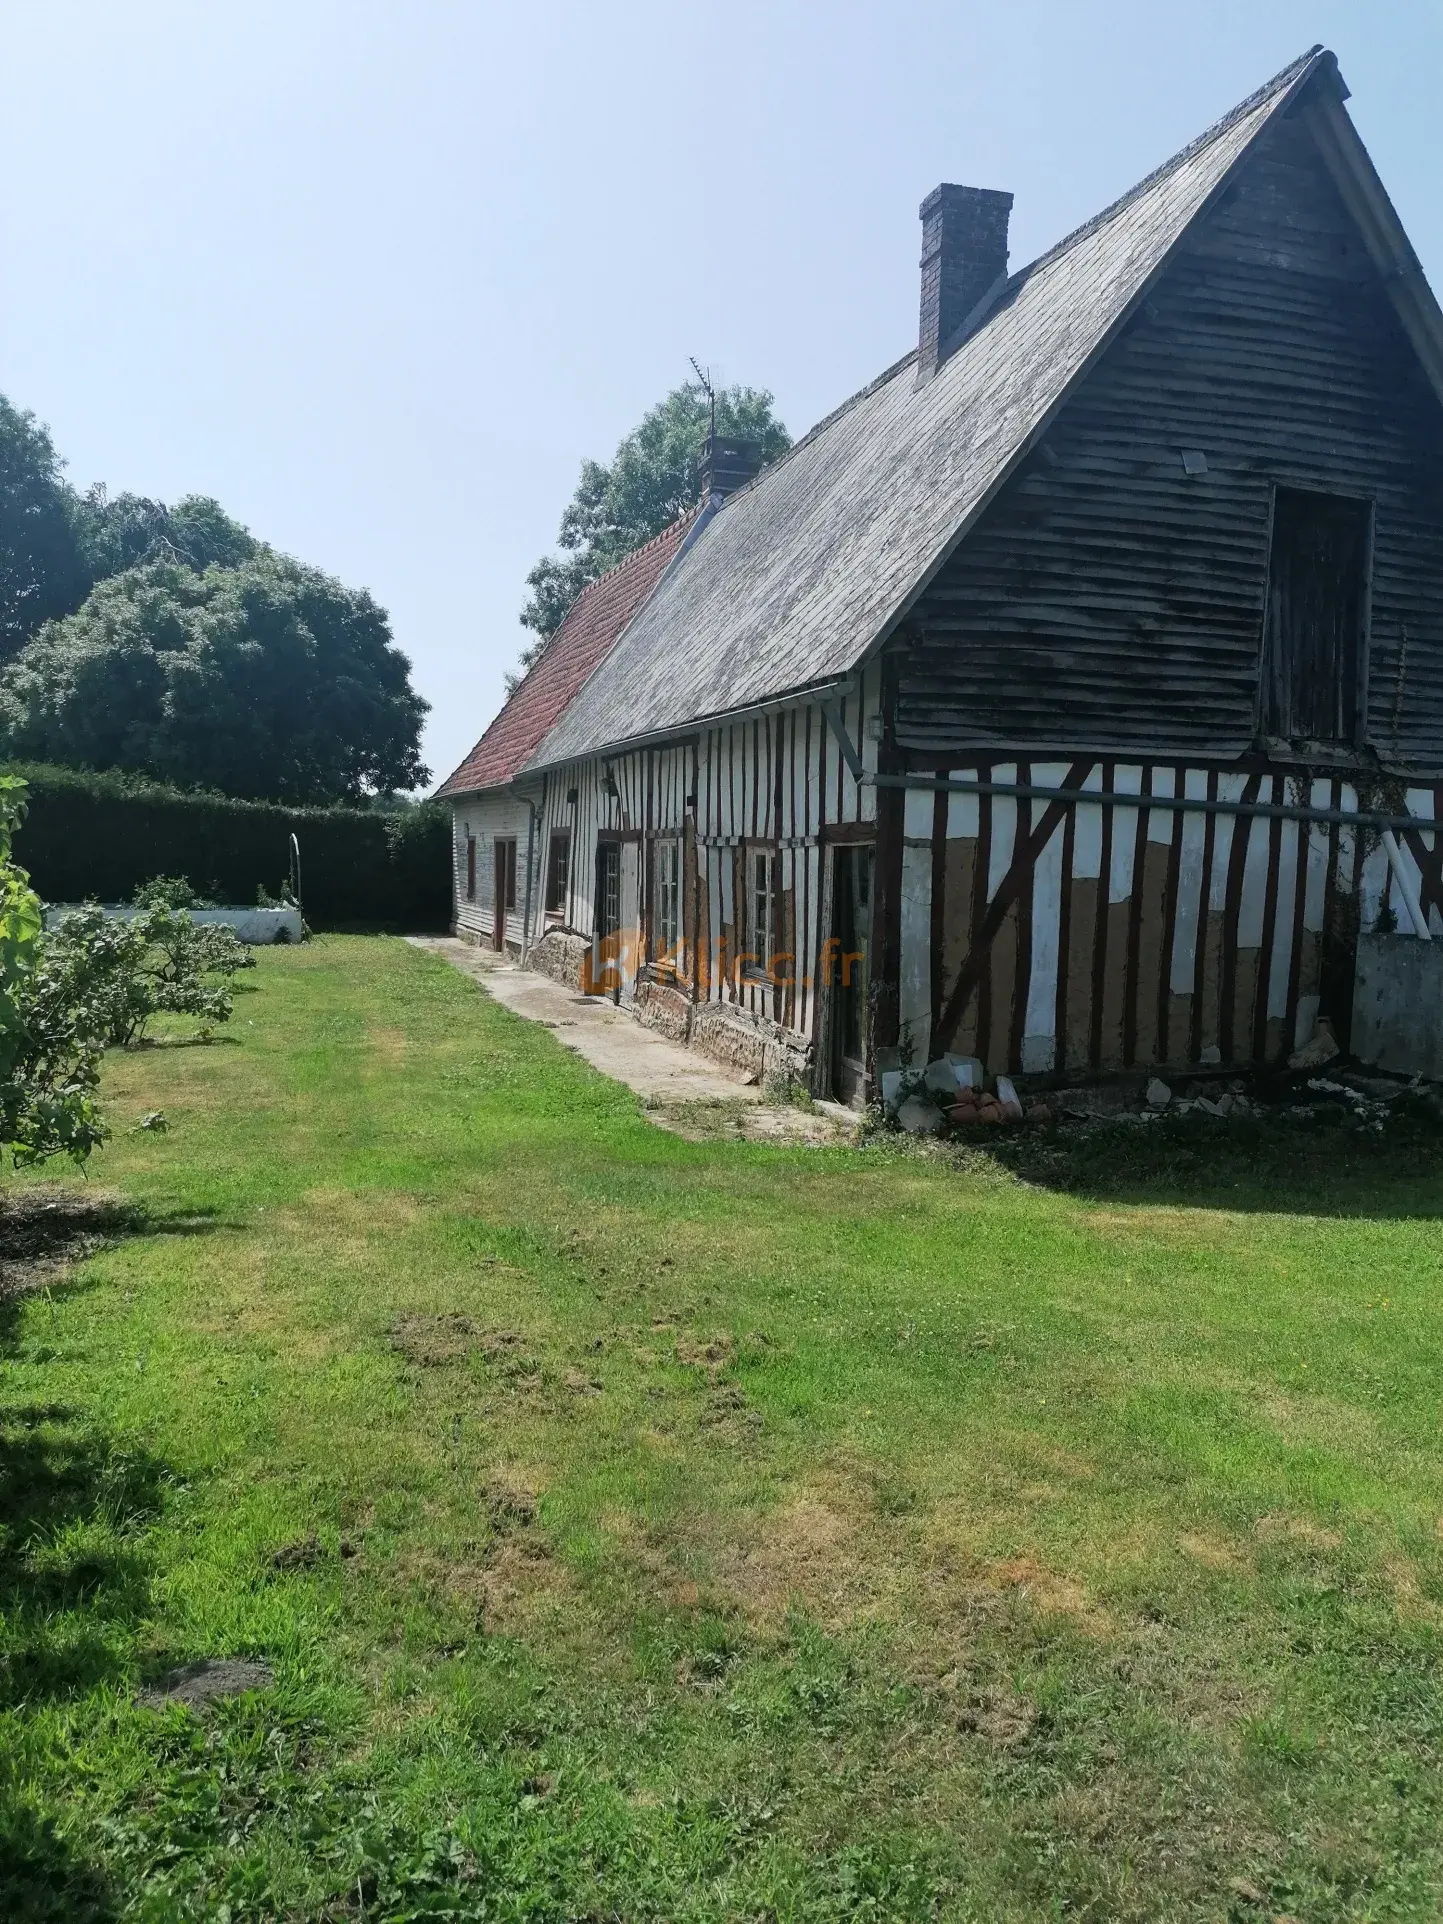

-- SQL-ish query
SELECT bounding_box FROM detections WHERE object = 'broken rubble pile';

[886,1054,1441,1138]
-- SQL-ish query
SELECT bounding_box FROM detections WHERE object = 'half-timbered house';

[437,512,694,958]
[440,47,1443,1103]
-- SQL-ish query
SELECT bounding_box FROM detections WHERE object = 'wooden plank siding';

[450,794,531,948]
[895,106,1443,772]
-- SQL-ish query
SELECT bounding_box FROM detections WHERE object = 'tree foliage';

[1,397,260,664]
[0,397,90,661]
[517,379,790,670]
[0,776,105,1164]
[0,555,429,804]
[37,901,253,1050]
[75,486,258,583]
[2,388,428,807]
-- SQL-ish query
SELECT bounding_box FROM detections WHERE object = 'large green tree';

[517,379,790,673]
[74,485,258,582]
[0,555,429,804]
[0,397,90,660]
[2,390,261,662]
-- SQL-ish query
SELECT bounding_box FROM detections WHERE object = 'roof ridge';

[679,55,1327,537]
[1016,46,1326,285]
[561,503,699,605]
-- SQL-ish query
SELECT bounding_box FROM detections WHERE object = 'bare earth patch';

[1178,1530,1246,1572]
[985,1553,1112,1632]
[645,1098,858,1146]
[1253,1514,1342,1552]
[715,1494,860,1626]
[0,1184,133,1297]
[388,1311,479,1366]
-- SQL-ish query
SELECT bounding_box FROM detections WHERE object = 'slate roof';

[435,511,695,798]
[524,48,1333,773]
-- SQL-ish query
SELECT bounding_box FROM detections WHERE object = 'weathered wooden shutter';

[1263,489,1370,743]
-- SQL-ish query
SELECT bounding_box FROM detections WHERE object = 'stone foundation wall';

[633,978,692,1044]
[691,1001,812,1088]
[529,928,588,989]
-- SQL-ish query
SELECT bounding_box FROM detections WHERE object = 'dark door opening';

[493,837,517,950]
[830,843,873,1107]
[595,840,622,1001]
[1262,488,1371,744]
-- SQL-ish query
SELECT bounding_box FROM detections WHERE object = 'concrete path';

[408,936,764,1105]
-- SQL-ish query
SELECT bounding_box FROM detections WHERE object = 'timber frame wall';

[889,761,1441,1078]
[449,667,882,1087]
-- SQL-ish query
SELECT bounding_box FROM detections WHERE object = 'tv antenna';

[689,357,716,443]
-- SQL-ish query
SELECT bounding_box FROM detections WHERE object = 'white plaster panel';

[946,782,980,839]
[1025,805,1064,1049]
[905,787,935,839]
[1146,764,1177,842]
[1108,765,1143,904]
[987,765,1018,898]
[899,842,933,1064]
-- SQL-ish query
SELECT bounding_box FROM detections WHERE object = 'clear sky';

[2,2,1439,788]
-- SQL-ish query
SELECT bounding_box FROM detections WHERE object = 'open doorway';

[830,842,873,1106]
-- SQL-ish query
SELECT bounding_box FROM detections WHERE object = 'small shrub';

[38,904,254,1049]
[1,777,106,1165]
[131,875,216,910]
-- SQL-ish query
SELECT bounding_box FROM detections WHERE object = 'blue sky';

[2,2,1439,787]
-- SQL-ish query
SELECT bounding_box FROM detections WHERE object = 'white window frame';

[653,837,682,966]
[746,846,781,977]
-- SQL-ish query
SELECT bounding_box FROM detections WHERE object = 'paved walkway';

[407,936,764,1105]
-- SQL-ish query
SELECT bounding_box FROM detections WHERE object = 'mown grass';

[2,935,1442,1921]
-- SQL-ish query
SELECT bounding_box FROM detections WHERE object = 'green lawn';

[3,936,1442,1921]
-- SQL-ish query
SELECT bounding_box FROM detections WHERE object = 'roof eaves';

[1300,74,1443,410]
[519,668,856,779]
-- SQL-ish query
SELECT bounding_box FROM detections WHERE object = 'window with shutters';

[465,835,476,903]
[1262,488,1371,745]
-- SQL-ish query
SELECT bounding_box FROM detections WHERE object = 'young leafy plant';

[36,903,253,1049]
[0,776,107,1163]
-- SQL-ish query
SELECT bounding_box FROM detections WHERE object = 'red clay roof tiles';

[435,511,694,799]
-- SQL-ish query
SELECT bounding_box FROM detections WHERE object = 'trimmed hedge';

[3,762,451,931]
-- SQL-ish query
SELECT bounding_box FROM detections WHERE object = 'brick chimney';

[917,184,1013,381]
[700,433,764,502]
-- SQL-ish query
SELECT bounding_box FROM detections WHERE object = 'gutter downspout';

[520,786,541,965]
[1381,828,1432,940]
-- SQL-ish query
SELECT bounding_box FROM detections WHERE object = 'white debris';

[896,1094,947,1135]
[1146,1077,1172,1109]
[880,1068,905,1113]
[994,1074,1024,1122]
[1288,1019,1340,1071]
